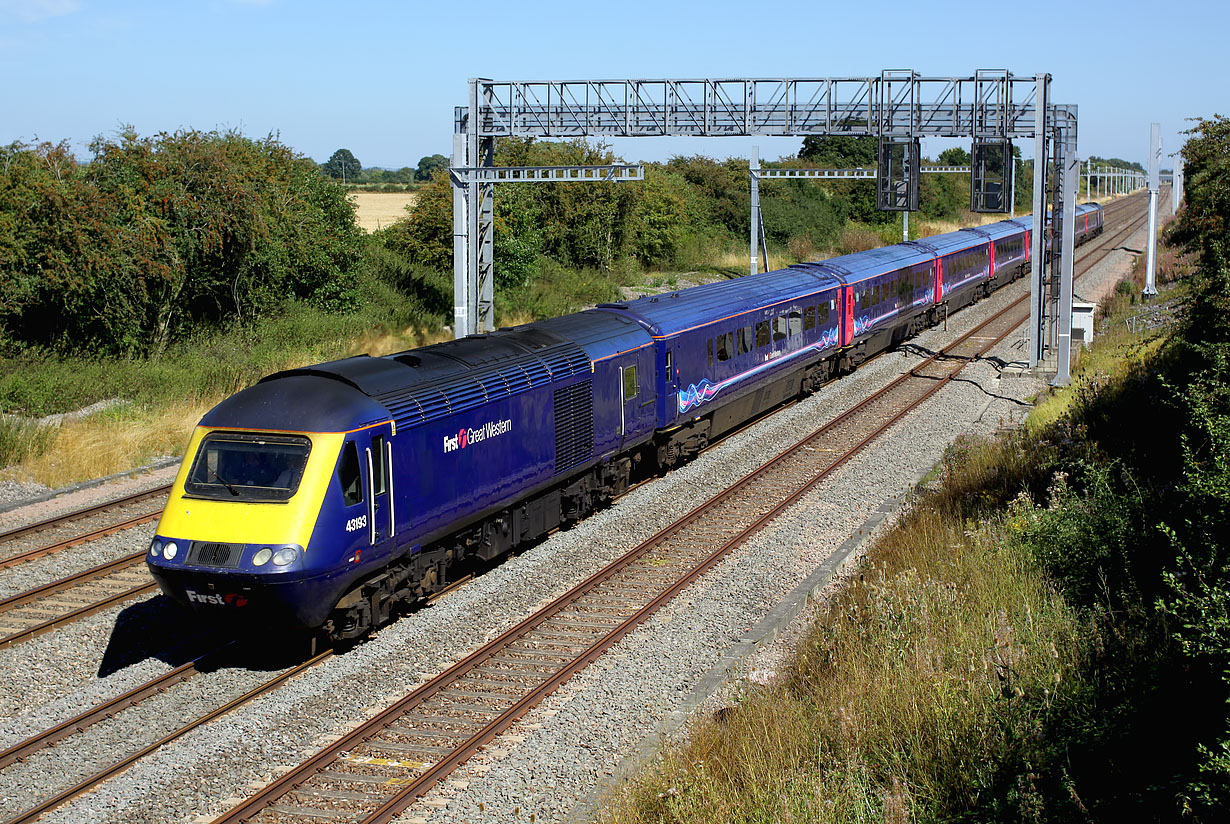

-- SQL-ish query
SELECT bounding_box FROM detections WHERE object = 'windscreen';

[185,432,311,502]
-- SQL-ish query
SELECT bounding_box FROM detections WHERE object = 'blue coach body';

[603,266,844,428]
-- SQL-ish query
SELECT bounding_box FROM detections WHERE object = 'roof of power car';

[234,326,592,433]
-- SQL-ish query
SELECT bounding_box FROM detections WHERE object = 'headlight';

[163,541,178,560]
[149,540,162,558]
[252,547,273,567]
[272,546,298,566]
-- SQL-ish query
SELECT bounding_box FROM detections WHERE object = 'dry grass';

[913,210,1003,238]
[1,400,212,488]
[705,243,761,271]
[345,324,453,357]
[836,224,885,254]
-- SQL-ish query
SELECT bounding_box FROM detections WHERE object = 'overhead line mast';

[451,71,1079,384]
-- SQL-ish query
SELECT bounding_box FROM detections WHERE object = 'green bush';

[0,129,365,357]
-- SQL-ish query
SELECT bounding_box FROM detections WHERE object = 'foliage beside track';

[374,136,1005,295]
[0,129,374,357]
[602,116,1230,824]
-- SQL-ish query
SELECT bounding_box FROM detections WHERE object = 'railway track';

[208,197,1153,824]
[0,647,332,824]
[0,483,171,570]
[0,552,153,649]
[0,571,481,824]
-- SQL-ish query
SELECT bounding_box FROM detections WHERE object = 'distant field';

[349,191,417,232]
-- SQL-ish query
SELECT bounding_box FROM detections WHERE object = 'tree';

[415,154,449,182]
[798,135,877,167]
[797,136,885,225]
[938,146,971,166]
[0,130,364,356]
[322,148,361,183]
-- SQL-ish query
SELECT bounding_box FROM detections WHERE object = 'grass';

[0,417,58,470]
[9,401,213,488]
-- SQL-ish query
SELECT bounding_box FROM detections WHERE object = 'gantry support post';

[1144,122,1160,297]
[473,80,496,333]
[451,79,497,338]
[1052,116,1078,387]
[451,125,470,336]
[1028,74,1050,368]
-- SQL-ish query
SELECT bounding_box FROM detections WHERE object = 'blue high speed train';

[147,203,1102,640]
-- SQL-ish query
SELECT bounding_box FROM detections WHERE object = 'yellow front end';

[156,427,345,547]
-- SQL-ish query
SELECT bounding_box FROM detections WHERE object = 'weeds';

[0,417,57,469]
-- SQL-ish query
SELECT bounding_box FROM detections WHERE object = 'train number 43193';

[345,515,368,533]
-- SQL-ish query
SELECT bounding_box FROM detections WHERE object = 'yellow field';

[349,192,417,232]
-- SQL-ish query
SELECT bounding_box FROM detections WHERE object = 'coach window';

[788,311,802,336]
[623,364,638,400]
[755,321,770,348]
[716,332,732,362]
[339,441,363,507]
[819,301,830,324]
[803,306,816,331]
[738,326,754,355]
[774,316,789,341]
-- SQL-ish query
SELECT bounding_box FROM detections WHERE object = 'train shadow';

[99,597,312,677]
[98,595,214,677]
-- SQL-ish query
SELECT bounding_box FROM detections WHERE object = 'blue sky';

[1,0,1222,170]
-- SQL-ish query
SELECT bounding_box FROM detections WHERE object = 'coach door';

[357,424,395,548]
[663,346,679,421]
[618,350,654,448]
[842,287,855,346]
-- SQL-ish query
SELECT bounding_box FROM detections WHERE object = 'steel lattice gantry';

[452,71,1079,382]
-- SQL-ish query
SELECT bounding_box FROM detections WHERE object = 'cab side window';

[371,435,387,496]
[339,441,363,506]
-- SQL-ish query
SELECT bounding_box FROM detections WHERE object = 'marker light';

[163,541,178,560]
[252,547,273,567]
[149,540,162,558]
[272,546,298,567]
